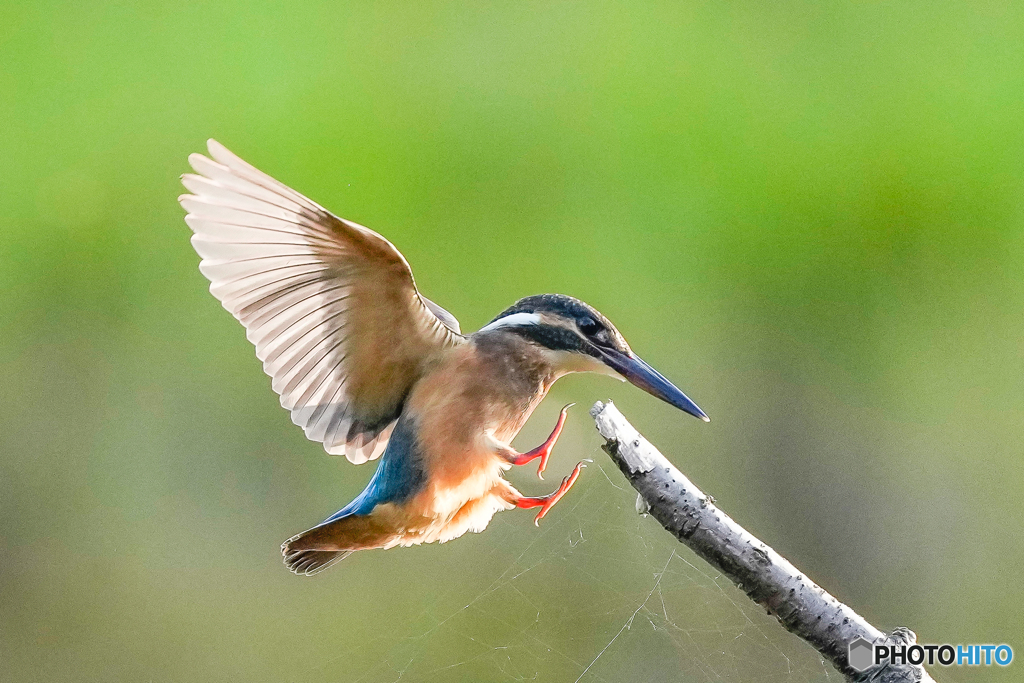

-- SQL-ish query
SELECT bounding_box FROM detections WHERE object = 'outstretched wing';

[179,140,464,463]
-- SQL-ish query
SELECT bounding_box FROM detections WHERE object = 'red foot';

[516,461,585,526]
[511,403,574,479]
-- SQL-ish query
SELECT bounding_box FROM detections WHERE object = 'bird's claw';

[517,461,585,526]
[512,403,575,480]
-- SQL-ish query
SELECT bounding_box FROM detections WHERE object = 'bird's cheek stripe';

[477,312,541,332]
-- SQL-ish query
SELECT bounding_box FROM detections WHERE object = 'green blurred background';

[2,2,1022,681]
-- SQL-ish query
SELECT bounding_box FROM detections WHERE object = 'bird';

[179,140,709,575]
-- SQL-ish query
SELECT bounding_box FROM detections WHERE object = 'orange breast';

[403,338,553,517]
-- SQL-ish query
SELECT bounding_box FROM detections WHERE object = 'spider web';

[296,446,837,683]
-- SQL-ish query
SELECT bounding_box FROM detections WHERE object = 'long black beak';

[598,348,710,422]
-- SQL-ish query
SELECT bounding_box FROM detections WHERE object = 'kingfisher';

[179,140,709,575]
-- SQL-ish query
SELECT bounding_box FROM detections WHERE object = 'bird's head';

[477,294,709,422]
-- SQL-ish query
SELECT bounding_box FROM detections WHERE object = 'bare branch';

[590,401,936,683]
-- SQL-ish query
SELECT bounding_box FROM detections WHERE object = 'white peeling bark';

[590,401,936,683]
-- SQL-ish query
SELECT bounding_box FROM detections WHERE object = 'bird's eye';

[579,317,605,341]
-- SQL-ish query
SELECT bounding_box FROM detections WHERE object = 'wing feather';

[180,140,464,463]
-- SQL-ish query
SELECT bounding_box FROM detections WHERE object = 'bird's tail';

[282,547,352,576]
[281,514,400,576]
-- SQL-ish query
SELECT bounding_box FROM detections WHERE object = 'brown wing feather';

[179,140,464,463]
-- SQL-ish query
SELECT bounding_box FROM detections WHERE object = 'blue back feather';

[323,416,426,522]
